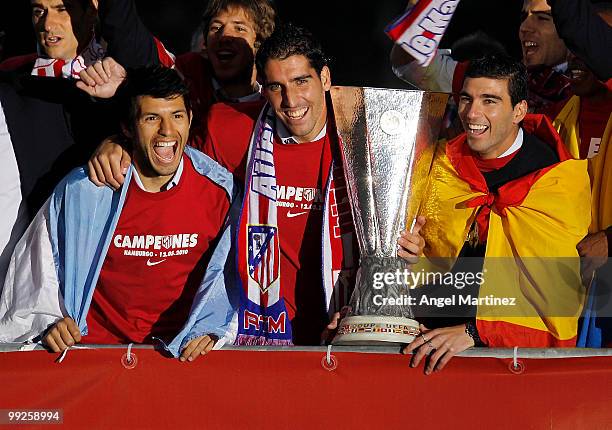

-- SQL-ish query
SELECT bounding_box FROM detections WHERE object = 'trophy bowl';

[330,86,448,346]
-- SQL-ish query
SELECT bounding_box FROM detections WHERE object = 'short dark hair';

[118,66,191,129]
[201,0,276,49]
[255,23,329,77]
[464,54,528,107]
[450,31,508,63]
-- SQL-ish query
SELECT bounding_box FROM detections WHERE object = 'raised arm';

[98,0,174,68]
[549,0,612,80]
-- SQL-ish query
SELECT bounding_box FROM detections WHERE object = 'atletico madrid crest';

[247,225,280,293]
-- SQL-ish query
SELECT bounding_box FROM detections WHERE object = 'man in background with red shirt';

[0,66,238,362]
[177,0,275,131]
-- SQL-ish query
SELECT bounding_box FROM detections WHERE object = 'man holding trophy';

[399,55,591,374]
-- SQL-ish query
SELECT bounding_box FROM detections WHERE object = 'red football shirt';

[273,135,332,343]
[82,155,230,344]
[196,101,263,182]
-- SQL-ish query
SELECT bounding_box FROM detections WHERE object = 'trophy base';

[332,316,420,346]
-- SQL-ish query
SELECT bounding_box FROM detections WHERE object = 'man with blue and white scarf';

[0,66,239,362]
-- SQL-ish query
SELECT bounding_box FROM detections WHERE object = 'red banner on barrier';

[1,348,612,429]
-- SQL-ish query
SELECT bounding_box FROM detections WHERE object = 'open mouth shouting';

[467,123,489,136]
[153,140,178,164]
[214,48,237,63]
[522,40,538,57]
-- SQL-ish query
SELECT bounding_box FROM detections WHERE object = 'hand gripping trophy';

[330,87,448,345]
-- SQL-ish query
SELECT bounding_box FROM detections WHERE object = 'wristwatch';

[465,320,484,347]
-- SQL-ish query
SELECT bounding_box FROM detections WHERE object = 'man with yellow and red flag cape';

[398,55,591,375]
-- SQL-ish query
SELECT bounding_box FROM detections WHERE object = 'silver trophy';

[330,87,449,345]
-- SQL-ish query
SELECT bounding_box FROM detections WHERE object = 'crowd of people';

[0,0,610,373]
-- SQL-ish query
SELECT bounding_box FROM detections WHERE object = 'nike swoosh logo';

[146,259,167,266]
[286,211,308,218]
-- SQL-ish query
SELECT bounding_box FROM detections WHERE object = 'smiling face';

[31,0,94,60]
[519,0,567,67]
[128,95,192,191]
[205,5,258,84]
[458,77,527,159]
[263,55,331,143]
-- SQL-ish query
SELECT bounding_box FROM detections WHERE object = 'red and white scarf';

[31,38,105,79]
[235,103,356,345]
[31,37,175,79]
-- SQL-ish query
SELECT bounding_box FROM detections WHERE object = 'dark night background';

[0,0,523,87]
